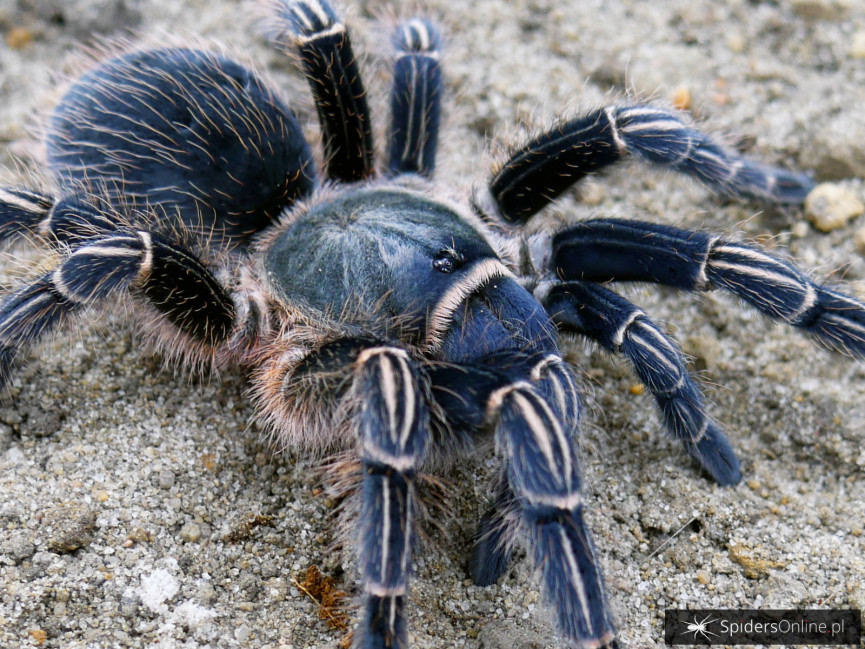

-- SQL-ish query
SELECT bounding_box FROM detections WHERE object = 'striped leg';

[351,346,427,649]
[2,184,214,253]
[273,0,374,182]
[430,357,616,649]
[468,354,581,586]
[387,18,443,178]
[0,230,235,388]
[0,188,53,246]
[541,280,741,485]
[0,189,132,249]
[489,105,814,223]
[552,218,865,358]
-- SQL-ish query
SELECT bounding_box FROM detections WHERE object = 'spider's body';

[1,1,863,648]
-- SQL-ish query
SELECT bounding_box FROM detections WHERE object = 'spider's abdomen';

[46,48,315,245]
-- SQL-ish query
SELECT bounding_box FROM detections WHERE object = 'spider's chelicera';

[1,1,863,648]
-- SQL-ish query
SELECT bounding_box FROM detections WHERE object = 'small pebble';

[578,181,607,206]
[851,31,865,59]
[805,183,864,232]
[791,0,849,21]
[157,470,176,489]
[2,532,35,564]
[791,221,810,238]
[180,522,202,543]
[6,27,34,50]
[235,625,252,643]
[671,86,691,111]
[45,503,96,554]
[726,33,746,53]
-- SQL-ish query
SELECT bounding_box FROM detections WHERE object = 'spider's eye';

[433,249,463,273]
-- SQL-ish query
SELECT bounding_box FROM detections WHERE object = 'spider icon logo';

[681,614,720,642]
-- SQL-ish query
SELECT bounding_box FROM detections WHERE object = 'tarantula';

[1,0,863,647]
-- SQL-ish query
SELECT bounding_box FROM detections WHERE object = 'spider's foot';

[613,106,816,204]
[739,164,815,204]
[685,420,742,486]
[527,508,616,647]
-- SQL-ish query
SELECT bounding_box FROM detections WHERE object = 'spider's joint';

[529,353,565,381]
[137,231,154,282]
[522,489,583,511]
[611,308,643,349]
[293,22,345,44]
[531,278,556,303]
[0,187,50,217]
[395,18,441,58]
[694,234,720,290]
[364,582,408,598]
[486,380,533,416]
[603,106,627,154]
[361,447,420,473]
[283,0,338,34]
[526,231,552,277]
[355,345,410,366]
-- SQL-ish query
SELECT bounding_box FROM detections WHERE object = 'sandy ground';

[1,0,865,648]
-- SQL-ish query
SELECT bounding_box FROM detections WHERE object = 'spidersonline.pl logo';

[664,609,862,646]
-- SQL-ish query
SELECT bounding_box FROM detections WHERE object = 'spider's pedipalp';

[542,280,741,485]
[0,187,53,246]
[274,0,375,182]
[387,18,443,178]
[0,230,236,388]
[489,105,814,224]
[552,218,865,359]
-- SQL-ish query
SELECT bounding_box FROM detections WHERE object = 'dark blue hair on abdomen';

[46,48,316,245]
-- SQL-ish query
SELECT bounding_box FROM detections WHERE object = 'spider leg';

[352,345,427,649]
[467,468,518,586]
[0,189,150,250]
[0,229,235,388]
[488,106,815,223]
[387,18,443,178]
[430,354,617,649]
[273,0,375,182]
[540,279,741,485]
[0,188,53,246]
[467,354,581,587]
[257,337,427,649]
[551,218,865,359]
